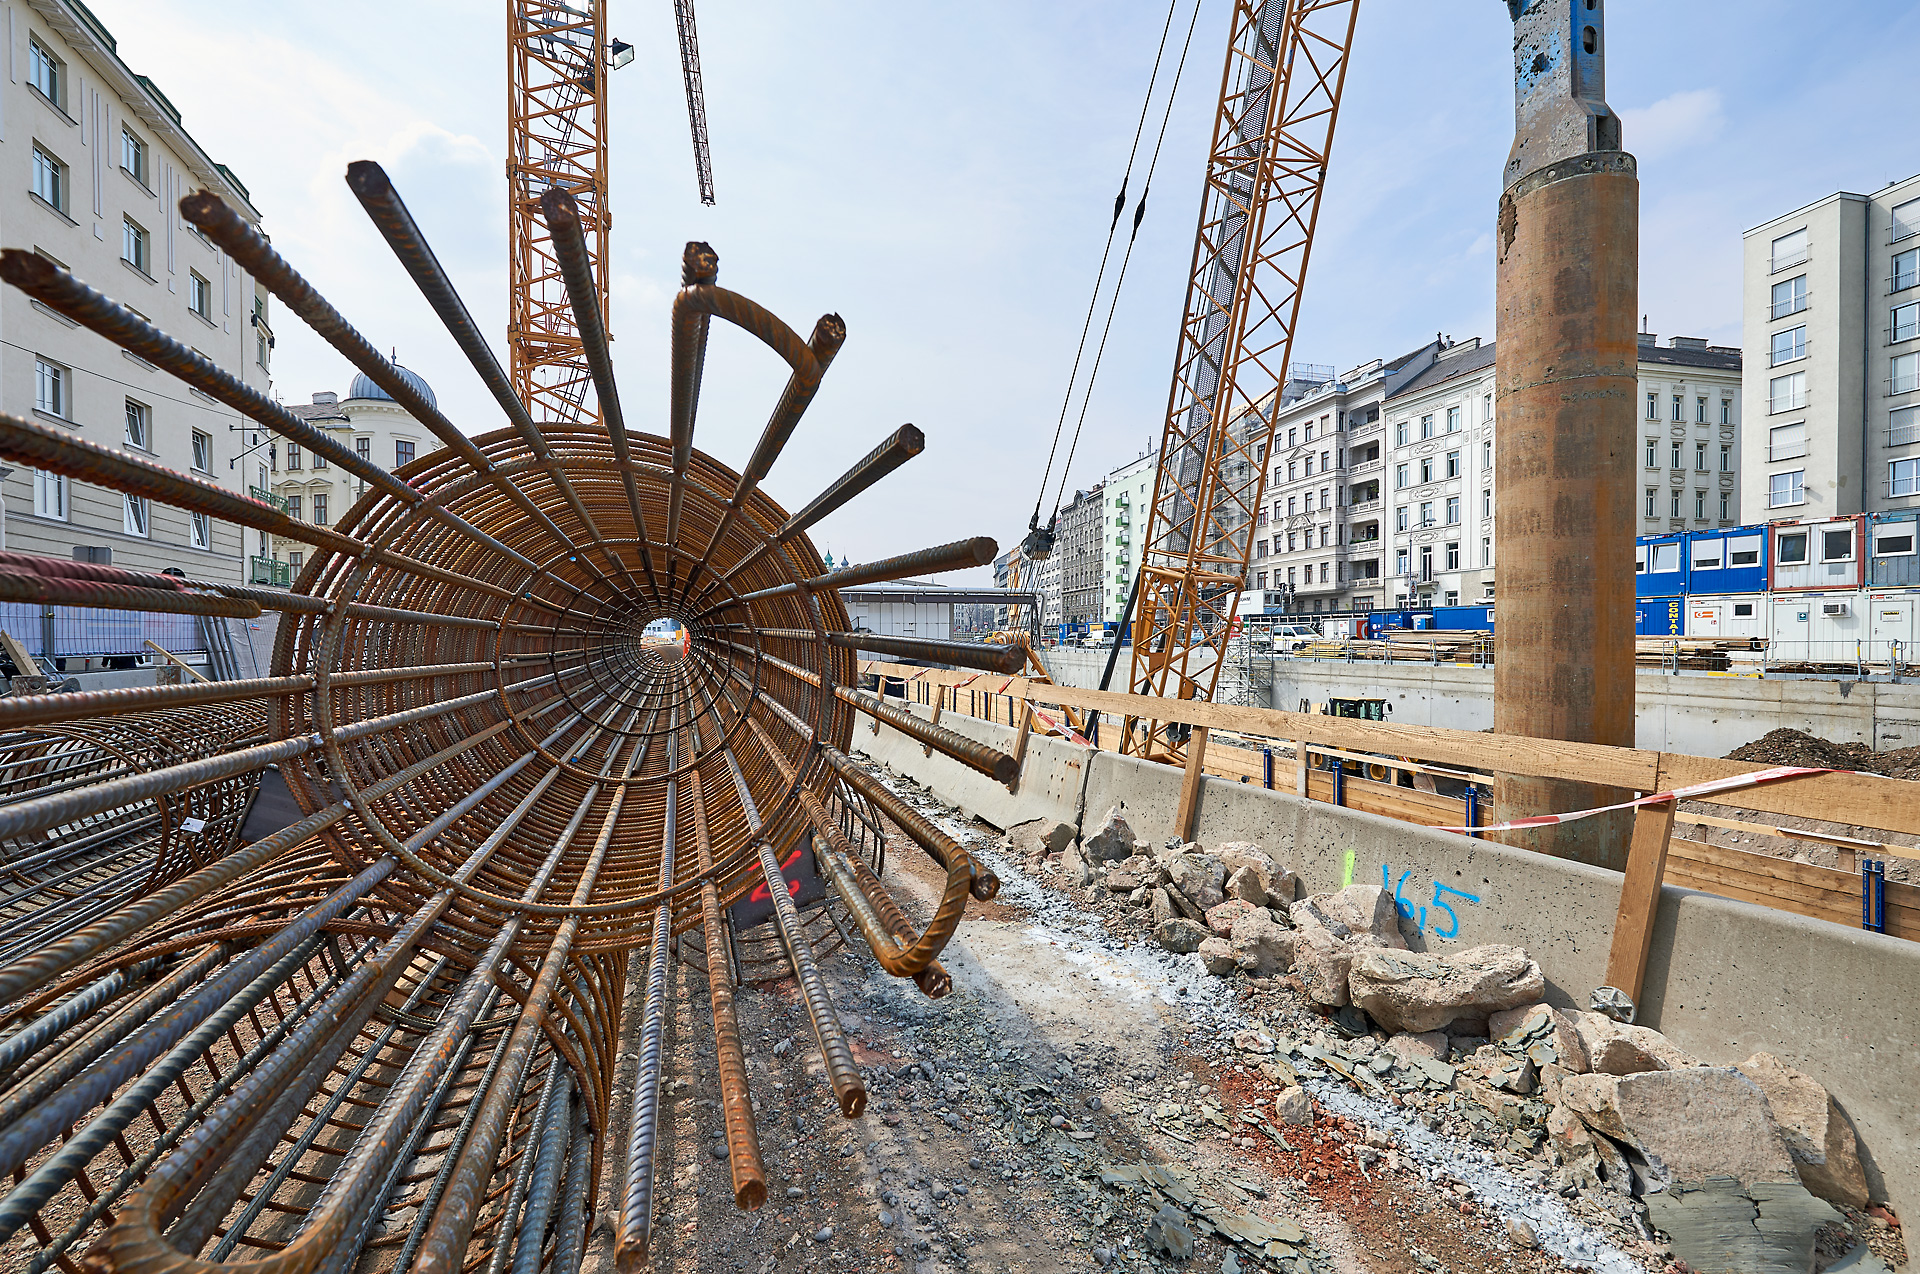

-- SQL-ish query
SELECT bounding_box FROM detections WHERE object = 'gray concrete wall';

[865,721,1920,1219]
[853,705,1090,834]
[1259,658,1920,753]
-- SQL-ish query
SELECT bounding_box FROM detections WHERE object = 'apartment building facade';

[1055,482,1103,630]
[1102,448,1157,629]
[1248,334,1742,614]
[1741,173,1920,523]
[0,0,267,583]
[269,371,444,576]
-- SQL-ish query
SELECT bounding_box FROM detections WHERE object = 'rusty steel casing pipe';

[1493,0,1637,868]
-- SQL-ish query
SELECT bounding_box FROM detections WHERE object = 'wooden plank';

[144,640,210,684]
[0,632,41,677]
[1663,753,1920,839]
[1175,726,1210,843]
[1004,699,1033,794]
[1664,839,1920,940]
[1605,797,1676,1002]
[924,684,945,758]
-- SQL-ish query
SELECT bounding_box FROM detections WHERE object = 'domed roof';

[347,364,437,412]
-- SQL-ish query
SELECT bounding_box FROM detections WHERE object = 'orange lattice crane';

[1117,0,1360,762]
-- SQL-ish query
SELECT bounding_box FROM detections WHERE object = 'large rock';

[1154,917,1209,954]
[1217,843,1300,905]
[1547,1102,1634,1194]
[1149,887,1176,927]
[1229,909,1295,976]
[1384,1031,1449,1064]
[1060,838,1094,887]
[1166,886,1207,922]
[1569,1012,1699,1075]
[1006,818,1075,859]
[1559,1068,1801,1190]
[1488,1002,1589,1073]
[1166,853,1227,912]
[1290,885,1406,947]
[1291,925,1374,1008]
[1346,945,1545,1034]
[1205,898,1259,938]
[1224,865,1271,906]
[1197,937,1238,977]
[1736,1052,1869,1208]
[1081,806,1140,862]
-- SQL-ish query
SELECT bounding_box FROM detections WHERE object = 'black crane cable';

[1026,0,1193,538]
[1048,0,1205,522]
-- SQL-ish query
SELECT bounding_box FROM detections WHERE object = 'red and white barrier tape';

[1435,764,1834,834]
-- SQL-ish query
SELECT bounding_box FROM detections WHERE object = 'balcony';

[249,555,292,587]
[1348,498,1381,516]
[249,485,289,513]
[1348,416,1383,440]
[1348,457,1382,478]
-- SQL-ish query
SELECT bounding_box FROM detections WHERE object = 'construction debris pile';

[1006,807,1903,1274]
[1726,728,1920,783]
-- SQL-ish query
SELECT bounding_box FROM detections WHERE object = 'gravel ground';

[582,754,1728,1274]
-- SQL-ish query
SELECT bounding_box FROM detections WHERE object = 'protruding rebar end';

[969,868,1001,902]
[682,241,719,287]
[989,754,1019,785]
[734,1178,767,1210]
[897,424,925,456]
[540,184,584,228]
[0,248,57,291]
[344,159,393,198]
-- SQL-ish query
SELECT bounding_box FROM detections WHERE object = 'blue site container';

[1636,596,1684,636]
[1429,604,1495,631]
[1635,532,1687,599]
[1683,526,1767,596]
[1869,512,1920,587]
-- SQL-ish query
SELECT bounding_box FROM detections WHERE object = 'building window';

[286,495,302,521]
[1895,198,1920,244]
[1420,414,1434,440]
[1287,496,1297,516]
[1445,542,1460,570]
[1694,489,1706,520]
[1878,524,1918,556]
[1695,396,1708,423]
[1445,450,1460,478]
[1721,399,1733,425]
[1419,457,1433,484]
[1777,531,1808,564]
[1320,525,1331,547]
[1419,546,1433,579]
[1256,571,1268,589]
[1286,567,1296,587]
[190,511,213,550]
[1721,444,1734,472]
[1482,439,1492,470]
[1646,392,1658,420]
[1768,470,1805,508]
[1671,394,1683,422]
[1771,227,1809,272]
[1319,562,1330,584]
[1893,353,1920,395]
[122,218,150,275]
[312,494,329,526]
[1822,527,1854,561]
[1890,405,1920,447]
[190,272,212,319]
[1395,462,1408,489]
[1445,495,1460,524]
[1694,442,1708,471]
[124,494,150,538]
[254,297,271,370]
[311,446,328,470]
[1671,442,1684,469]
[1286,532,1297,552]
[192,430,212,472]
[1287,427,1297,448]
[1896,248,1920,293]
[1893,457,1920,498]
[1395,548,1409,575]
[1287,461,1298,482]
[1670,490,1682,519]
[35,358,67,418]
[289,445,307,470]
[1395,506,1408,531]
[125,399,151,449]
[1482,392,1493,422]
[33,470,68,520]
[1446,406,1461,433]
[1770,274,1808,319]
[1304,422,1315,442]
[31,145,67,214]
[1719,490,1731,520]
[1645,488,1657,518]
[28,36,63,106]
[1419,500,1434,527]
[1256,539,1268,559]
[1254,443,1266,463]
[1482,489,1492,518]
[1768,371,1807,413]
[1481,536,1492,566]
[1303,454,1314,476]
[1394,420,1409,446]
[1644,438,1658,468]
[1891,302,1920,345]
[1770,325,1807,366]
[121,127,149,185]
[1729,534,1761,566]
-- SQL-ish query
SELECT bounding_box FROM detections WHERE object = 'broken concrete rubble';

[1228,908,1294,977]
[1558,1067,1801,1189]
[1204,898,1258,938]
[1166,852,1227,912]
[1346,944,1546,1034]
[1153,916,1208,954]
[1081,805,1141,862]
[1489,1002,1589,1074]
[1197,936,1238,976]
[1570,1010,1699,1075]
[1737,1051,1869,1209]
[1224,864,1270,906]
[1004,817,1075,860]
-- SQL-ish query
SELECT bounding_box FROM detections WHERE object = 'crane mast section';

[675,0,717,205]
[1125,0,1359,761]
[509,0,612,426]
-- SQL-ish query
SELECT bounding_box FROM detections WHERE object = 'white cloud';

[1619,88,1725,162]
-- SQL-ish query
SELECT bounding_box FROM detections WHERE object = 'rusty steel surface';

[0,167,1000,1274]
[1493,0,1637,869]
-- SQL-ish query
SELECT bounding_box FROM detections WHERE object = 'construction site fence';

[0,602,199,660]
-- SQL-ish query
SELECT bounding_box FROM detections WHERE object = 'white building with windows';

[269,372,444,578]
[1,0,267,582]
[1741,172,1920,520]
[1102,448,1157,628]
[1632,334,1744,535]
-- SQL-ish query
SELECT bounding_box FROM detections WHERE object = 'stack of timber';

[1288,630,1492,663]
[1633,637,1763,670]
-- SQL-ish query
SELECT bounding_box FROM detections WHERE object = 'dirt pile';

[1725,728,1920,782]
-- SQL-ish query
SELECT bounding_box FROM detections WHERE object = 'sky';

[86,0,1920,586]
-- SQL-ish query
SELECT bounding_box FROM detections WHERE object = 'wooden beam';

[0,632,42,678]
[144,639,210,683]
[1175,726,1211,844]
[1004,699,1033,795]
[924,684,945,758]
[1604,795,1676,1003]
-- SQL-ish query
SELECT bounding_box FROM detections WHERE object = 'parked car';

[1271,624,1320,652]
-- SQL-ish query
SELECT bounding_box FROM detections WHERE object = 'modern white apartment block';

[1741,172,1920,520]
[0,0,267,583]
[271,370,445,577]
[1102,448,1157,627]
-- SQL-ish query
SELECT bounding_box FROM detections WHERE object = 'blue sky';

[88,1,1920,584]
